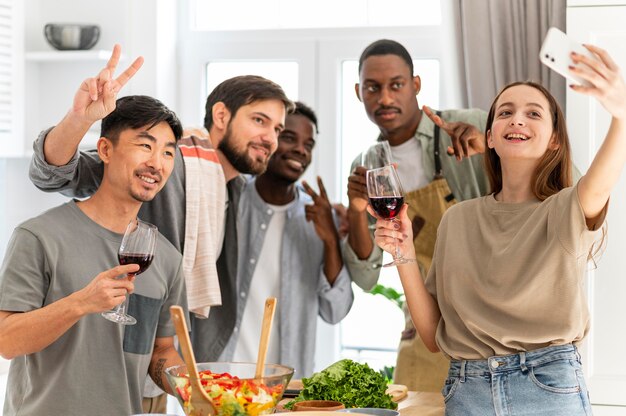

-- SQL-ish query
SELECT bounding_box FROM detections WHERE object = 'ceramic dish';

[337,408,400,416]
[280,412,372,416]
[292,400,345,411]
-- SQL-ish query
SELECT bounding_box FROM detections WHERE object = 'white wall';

[0,158,69,272]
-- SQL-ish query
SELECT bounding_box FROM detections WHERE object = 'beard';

[218,124,271,175]
[130,191,154,203]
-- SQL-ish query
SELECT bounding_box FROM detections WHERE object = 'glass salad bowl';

[165,362,294,416]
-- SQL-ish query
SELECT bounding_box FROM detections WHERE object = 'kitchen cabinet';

[567,1,626,407]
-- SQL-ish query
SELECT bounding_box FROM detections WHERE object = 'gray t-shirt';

[0,201,186,416]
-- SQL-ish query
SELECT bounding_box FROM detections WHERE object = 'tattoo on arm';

[153,358,167,390]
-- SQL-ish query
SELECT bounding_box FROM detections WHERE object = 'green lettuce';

[285,359,397,410]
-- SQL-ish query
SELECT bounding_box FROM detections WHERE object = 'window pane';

[193,0,441,30]
[279,0,365,29]
[205,61,299,101]
[340,276,405,369]
[193,0,279,31]
[368,0,441,26]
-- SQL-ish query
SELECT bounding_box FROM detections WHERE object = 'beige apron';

[392,114,457,392]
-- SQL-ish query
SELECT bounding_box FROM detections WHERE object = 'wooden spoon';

[170,305,217,416]
[255,297,277,379]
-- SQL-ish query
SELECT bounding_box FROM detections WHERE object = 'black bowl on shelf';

[44,23,100,51]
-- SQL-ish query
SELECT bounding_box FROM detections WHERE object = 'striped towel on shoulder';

[179,133,226,318]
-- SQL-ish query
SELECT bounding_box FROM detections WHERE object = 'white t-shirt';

[232,201,292,364]
[390,138,430,193]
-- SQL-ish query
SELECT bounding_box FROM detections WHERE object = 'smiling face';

[484,81,572,199]
[487,84,557,162]
[356,54,421,140]
[265,113,316,183]
[218,99,286,175]
[103,121,177,203]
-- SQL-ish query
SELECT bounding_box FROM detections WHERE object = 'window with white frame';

[191,0,441,31]
[206,62,299,102]
[179,0,446,375]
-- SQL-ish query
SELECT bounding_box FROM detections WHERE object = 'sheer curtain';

[454,0,566,110]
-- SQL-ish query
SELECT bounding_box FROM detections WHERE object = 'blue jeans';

[443,344,592,416]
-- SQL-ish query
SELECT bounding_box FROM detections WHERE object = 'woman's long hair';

[484,81,572,201]
[484,81,605,263]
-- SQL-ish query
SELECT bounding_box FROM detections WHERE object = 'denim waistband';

[449,344,580,377]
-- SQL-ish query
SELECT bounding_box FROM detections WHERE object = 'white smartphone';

[539,27,594,86]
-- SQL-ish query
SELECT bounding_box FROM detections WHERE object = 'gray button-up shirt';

[218,177,354,378]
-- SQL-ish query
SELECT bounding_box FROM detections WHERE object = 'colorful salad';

[172,369,285,416]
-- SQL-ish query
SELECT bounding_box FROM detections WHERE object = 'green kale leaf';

[285,359,397,410]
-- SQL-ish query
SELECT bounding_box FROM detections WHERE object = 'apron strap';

[433,110,443,179]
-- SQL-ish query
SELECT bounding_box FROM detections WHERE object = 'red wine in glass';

[369,196,404,219]
[118,253,154,275]
[366,165,415,267]
[102,219,158,325]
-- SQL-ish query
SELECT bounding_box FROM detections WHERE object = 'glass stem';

[116,294,130,315]
[395,240,402,260]
[393,219,403,260]
[113,274,134,315]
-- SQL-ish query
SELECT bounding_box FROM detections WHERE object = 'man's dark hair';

[358,39,414,76]
[101,95,183,142]
[203,75,295,131]
[293,101,319,134]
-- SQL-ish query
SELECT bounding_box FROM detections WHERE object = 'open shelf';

[25,50,118,62]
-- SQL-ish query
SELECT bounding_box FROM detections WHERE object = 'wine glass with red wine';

[102,219,157,325]
[361,141,393,230]
[366,165,416,267]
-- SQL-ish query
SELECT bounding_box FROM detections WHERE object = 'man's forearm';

[347,208,374,259]
[44,110,94,166]
[0,295,86,360]
[149,341,184,395]
[322,236,343,286]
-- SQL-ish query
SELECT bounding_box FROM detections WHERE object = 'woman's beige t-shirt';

[424,185,605,360]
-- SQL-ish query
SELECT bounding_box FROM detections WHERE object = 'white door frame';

[567,5,626,406]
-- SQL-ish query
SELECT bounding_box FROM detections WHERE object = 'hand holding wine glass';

[102,219,157,325]
[353,140,393,225]
[366,165,416,267]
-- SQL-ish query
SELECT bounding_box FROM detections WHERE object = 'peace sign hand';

[423,105,485,161]
[302,177,340,244]
[72,44,144,124]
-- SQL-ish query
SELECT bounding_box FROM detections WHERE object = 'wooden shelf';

[25,50,120,62]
